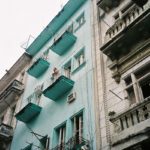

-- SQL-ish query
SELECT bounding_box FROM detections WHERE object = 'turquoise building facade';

[11,0,97,149]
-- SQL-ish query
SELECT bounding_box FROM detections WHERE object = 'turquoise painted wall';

[11,0,96,149]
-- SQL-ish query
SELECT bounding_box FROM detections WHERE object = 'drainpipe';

[90,0,102,149]
[93,0,111,149]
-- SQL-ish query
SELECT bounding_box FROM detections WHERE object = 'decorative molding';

[107,39,150,82]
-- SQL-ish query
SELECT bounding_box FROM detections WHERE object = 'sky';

[0,0,68,79]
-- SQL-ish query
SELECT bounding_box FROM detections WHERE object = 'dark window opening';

[125,76,132,86]
[67,23,74,33]
[127,87,136,104]
[72,113,83,145]
[141,80,150,99]
[64,61,71,79]
[55,125,66,150]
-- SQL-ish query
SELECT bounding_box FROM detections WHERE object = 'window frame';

[74,12,86,32]
[124,64,150,105]
[53,122,67,149]
[70,109,84,139]
[63,60,72,79]
[72,47,86,74]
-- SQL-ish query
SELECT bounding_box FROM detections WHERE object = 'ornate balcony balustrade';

[101,1,150,60]
[110,96,150,145]
[0,123,13,140]
[105,2,150,44]
[100,1,150,82]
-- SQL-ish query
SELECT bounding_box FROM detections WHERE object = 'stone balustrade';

[110,97,150,133]
[105,2,150,43]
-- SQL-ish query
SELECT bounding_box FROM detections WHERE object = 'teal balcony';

[22,144,33,150]
[50,31,77,55]
[15,103,42,123]
[43,75,74,101]
[27,58,50,78]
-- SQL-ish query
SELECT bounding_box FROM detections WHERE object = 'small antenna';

[60,0,63,9]
[21,35,35,50]
[109,89,124,101]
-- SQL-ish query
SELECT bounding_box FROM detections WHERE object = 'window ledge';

[72,61,86,74]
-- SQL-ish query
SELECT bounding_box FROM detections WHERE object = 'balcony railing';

[105,2,150,44]
[43,72,74,101]
[51,136,89,150]
[110,96,150,145]
[100,2,150,61]
[0,123,13,140]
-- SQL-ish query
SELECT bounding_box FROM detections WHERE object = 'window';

[64,61,72,79]
[124,63,150,104]
[75,12,85,31]
[42,49,49,60]
[55,124,66,150]
[73,48,85,72]
[72,113,83,144]
[113,1,134,20]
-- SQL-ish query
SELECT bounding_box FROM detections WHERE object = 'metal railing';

[66,136,89,150]
[51,136,89,150]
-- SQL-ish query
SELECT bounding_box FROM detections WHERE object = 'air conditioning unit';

[67,92,76,103]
